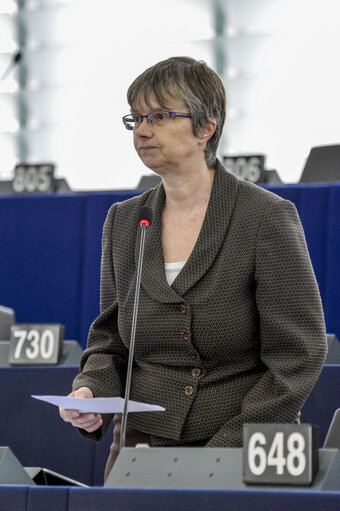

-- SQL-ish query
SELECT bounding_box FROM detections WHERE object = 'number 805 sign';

[9,324,64,365]
[243,423,319,485]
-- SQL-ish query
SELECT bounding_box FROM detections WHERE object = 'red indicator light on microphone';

[139,219,150,227]
[137,206,153,228]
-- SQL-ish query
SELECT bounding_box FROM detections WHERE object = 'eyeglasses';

[122,110,192,131]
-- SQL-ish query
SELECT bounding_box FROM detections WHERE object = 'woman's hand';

[59,386,103,433]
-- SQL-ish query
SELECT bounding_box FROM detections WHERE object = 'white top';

[164,261,186,286]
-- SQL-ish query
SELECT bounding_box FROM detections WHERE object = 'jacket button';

[191,368,201,377]
[180,329,190,341]
[187,349,196,360]
[184,385,194,396]
[179,305,187,315]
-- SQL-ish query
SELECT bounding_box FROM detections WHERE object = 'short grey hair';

[127,56,226,168]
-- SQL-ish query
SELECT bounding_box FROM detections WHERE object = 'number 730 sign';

[9,324,64,365]
[243,423,319,485]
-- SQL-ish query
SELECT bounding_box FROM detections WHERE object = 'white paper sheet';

[32,395,165,413]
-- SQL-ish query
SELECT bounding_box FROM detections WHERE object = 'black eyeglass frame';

[122,110,192,131]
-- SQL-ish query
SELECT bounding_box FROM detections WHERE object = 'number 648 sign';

[9,324,64,365]
[243,423,319,485]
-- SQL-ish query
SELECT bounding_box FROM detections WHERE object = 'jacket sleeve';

[72,203,129,441]
[206,199,328,447]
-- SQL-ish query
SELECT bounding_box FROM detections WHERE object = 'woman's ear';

[198,117,217,145]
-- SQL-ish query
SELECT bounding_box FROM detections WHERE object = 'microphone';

[120,206,153,449]
[0,51,22,81]
[138,206,153,227]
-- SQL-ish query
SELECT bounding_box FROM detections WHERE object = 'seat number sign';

[9,324,64,365]
[243,423,319,485]
[12,164,55,194]
[223,155,266,183]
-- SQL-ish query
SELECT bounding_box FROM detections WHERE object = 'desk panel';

[27,487,69,511]
[67,487,340,511]
[0,485,339,511]
[0,366,112,486]
[326,187,340,335]
[0,486,28,511]
[0,194,86,342]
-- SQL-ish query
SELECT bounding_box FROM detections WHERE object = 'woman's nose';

[134,117,152,136]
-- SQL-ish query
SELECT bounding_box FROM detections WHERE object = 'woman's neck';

[162,164,215,213]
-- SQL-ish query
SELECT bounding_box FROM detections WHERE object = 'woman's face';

[131,94,207,175]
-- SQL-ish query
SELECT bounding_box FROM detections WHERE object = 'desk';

[0,363,337,489]
[0,485,339,511]
[0,183,339,349]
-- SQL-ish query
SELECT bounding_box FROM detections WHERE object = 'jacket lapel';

[136,182,183,304]
[172,160,239,296]
[136,160,239,303]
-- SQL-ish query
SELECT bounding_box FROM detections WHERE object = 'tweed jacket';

[73,160,327,447]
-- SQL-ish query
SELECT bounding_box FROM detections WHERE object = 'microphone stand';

[120,221,148,449]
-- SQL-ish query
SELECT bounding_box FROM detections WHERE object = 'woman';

[60,56,327,481]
